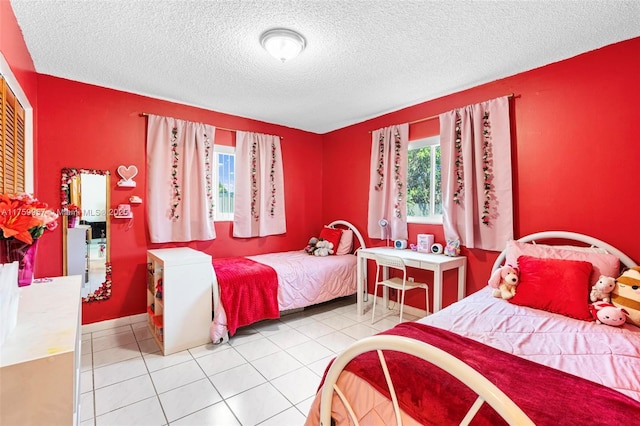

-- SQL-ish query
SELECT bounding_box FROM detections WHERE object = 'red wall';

[323,37,640,310]
[0,0,38,170]
[35,77,324,323]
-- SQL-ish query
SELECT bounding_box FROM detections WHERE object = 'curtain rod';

[368,93,515,133]
[139,113,283,139]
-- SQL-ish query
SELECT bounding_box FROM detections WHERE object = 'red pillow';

[509,255,594,321]
[318,226,343,255]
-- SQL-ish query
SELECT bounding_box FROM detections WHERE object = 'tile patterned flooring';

[79,295,419,426]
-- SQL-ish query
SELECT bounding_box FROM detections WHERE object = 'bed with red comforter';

[305,232,640,425]
[211,220,366,343]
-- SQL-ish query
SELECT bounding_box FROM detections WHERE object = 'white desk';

[356,247,467,316]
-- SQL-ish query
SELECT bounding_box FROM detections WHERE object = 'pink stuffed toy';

[488,265,519,300]
[590,301,628,326]
[589,275,616,303]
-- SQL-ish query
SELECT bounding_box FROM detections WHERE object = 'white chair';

[371,253,429,324]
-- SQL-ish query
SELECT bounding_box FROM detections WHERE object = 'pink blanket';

[213,257,279,336]
[327,322,640,425]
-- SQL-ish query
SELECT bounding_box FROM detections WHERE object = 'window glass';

[214,145,234,221]
[407,136,442,223]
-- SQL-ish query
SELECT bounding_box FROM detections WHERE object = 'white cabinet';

[0,276,81,426]
[147,248,213,355]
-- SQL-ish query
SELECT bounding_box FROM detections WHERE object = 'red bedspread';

[213,257,279,336]
[334,322,640,425]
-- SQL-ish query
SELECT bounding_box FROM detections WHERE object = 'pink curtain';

[146,114,216,243]
[367,124,409,241]
[233,131,286,237]
[439,96,513,251]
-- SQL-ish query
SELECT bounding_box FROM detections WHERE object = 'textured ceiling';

[9,0,640,134]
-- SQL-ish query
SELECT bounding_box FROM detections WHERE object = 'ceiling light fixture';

[260,28,306,63]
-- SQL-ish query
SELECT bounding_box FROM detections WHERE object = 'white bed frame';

[319,231,637,426]
[212,220,366,344]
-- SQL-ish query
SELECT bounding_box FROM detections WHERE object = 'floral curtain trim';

[250,140,259,220]
[481,111,494,225]
[169,127,181,221]
[393,128,403,219]
[204,135,214,220]
[373,129,404,219]
[269,140,277,216]
[453,113,464,204]
[375,133,385,190]
[83,262,112,302]
[250,139,279,220]
[450,110,495,225]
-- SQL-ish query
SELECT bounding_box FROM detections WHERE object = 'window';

[0,74,26,193]
[214,145,235,221]
[407,136,442,223]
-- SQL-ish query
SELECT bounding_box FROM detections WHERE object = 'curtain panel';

[367,123,409,241]
[439,96,513,251]
[233,131,286,238]
[146,114,216,243]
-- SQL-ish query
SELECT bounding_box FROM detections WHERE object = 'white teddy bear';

[590,275,616,303]
[313,240,334,256]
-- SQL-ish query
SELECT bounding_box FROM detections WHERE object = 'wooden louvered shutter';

[1,75,26,193]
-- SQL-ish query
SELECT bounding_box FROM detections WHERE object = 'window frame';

[0,53,33,194]
[407,135,442,225]
[213,144,235,222]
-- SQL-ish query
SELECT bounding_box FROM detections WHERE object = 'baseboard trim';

[82,313,147,333]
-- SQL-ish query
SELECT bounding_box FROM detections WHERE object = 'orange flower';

[0,193,59,244]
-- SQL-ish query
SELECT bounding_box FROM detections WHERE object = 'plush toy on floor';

[590,301,628,326]
[488,265,519,300]
[590,275,617,302]
[313,240,334,256]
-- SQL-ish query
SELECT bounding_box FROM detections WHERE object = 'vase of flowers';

[0,193,58,286]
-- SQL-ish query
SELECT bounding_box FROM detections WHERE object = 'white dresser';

[0,276,82,425]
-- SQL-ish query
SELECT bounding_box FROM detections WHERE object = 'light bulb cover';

[260,28,306,62]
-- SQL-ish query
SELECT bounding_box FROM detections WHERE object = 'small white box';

[417,234,434,253]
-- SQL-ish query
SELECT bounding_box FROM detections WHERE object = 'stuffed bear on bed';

[313,240,334,256]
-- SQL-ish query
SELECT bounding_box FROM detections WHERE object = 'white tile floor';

[79,295,420,426]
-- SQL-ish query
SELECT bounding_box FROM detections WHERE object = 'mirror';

[61,168,111,302]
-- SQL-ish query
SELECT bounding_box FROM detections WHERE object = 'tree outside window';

[407,136,442,223]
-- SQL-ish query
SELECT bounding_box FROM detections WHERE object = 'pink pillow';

[319,226,342,255]
[336,229,354,255]
[509,255,594,321]
[505,240,620,285]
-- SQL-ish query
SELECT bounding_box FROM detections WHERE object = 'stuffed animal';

[304,237,319,255]
[444,239,460,257]
[590,275,617,303]
[488,265,519,300]
[611,266,640,327]
[313,240,334,256]
[590,301,628,326]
